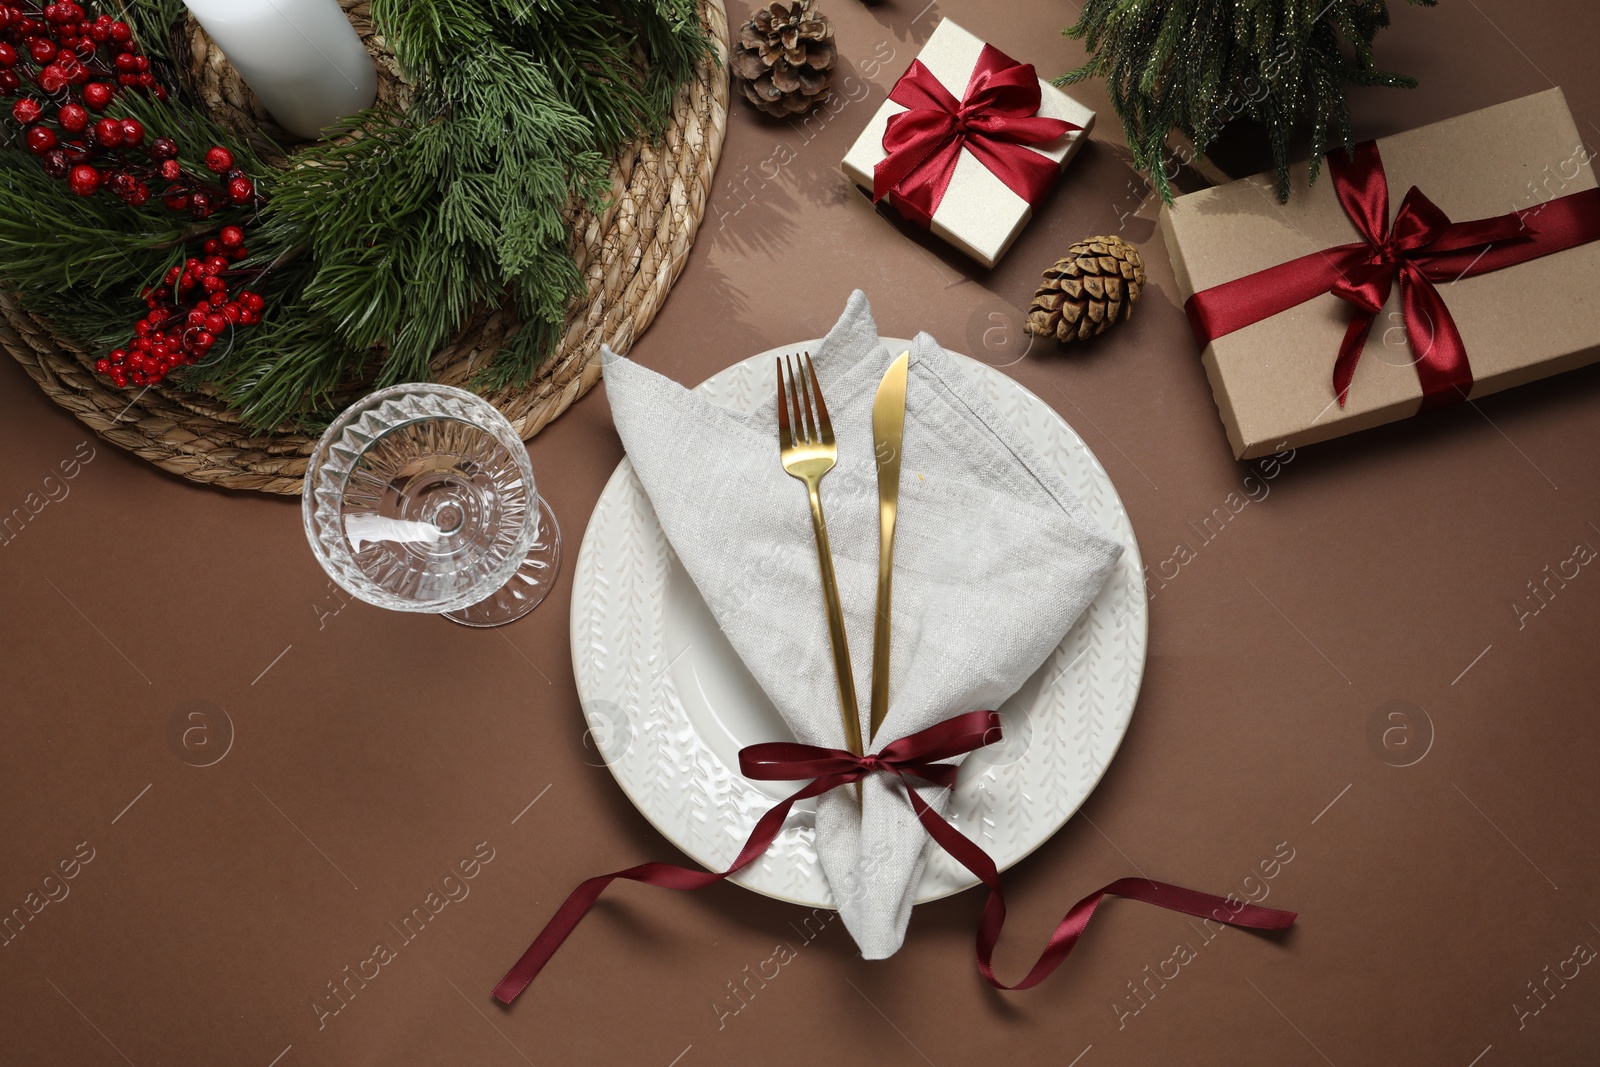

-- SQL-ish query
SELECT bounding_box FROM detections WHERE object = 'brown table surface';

[4,2,1598,1064]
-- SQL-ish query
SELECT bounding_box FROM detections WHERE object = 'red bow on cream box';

[841,19,1094,268]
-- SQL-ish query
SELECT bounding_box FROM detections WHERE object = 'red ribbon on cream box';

[841,19,1094,268]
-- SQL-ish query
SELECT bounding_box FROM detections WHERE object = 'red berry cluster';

[3,3,260,214]
[0,4,271,388]
[0,4,159,100]
[94,216,270,387]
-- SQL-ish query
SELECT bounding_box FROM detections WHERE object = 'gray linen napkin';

[602,290,1122,958]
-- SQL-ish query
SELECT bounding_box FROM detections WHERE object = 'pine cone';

[732,1,836,117]
[1025,236,1147,344]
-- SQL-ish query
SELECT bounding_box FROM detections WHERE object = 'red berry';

[94,357,110,374]
[162,189,188,212]
[226,175,254,204]
[109,20,129,42]
[66,163,98,195]
[219,225,244,248]
[113,51,134,72]
[0,70,20,95]
[41,147,68,177]
[11,96,41,124]
[188,190,214,219]
[194,331,215,350]
[82,81,112,110]
[149,136,177,161]
[222,303,242,323]
[37,68,65,93]
[28,37,56,64]
[230,246,247,261]
[25,124,56,154]
[119,117,143,146]
[126,181,149,207]
[204,313,226,333]
[239,292,265,312]
[203,146,233,173]
[93,116,122,147]
[159,158,180,180]
[57,101,87,132]
[0,42,15,66]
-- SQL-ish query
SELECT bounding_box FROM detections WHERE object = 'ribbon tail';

[1401,272,1473,410]
[1332,310,1379,407]
[900,783,1295,991]
[492,775,839,1005]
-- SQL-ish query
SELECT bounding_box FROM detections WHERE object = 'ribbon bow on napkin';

[1184,140,1600,408]
[495,711,1295,1003]
[872,44,1077,228]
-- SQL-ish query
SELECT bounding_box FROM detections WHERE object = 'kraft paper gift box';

[1160,88,1600,459]
[841,18,1095,268]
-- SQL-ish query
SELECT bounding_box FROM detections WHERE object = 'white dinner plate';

[571,340,1147,907]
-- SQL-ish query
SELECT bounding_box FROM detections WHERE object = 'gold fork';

[776,352,864,761]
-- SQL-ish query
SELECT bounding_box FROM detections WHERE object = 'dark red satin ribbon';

[491,710,1295,1005]
[1184,140,1600,407]
[872,45,1077,229]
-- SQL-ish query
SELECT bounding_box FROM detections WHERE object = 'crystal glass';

[303,383,561,627]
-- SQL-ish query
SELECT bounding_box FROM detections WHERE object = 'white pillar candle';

[184,0,378,140]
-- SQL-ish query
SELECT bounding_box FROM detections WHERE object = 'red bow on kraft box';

[841,19,1094,268]
[1160,89,1600,460]
[1185,140,1600,411]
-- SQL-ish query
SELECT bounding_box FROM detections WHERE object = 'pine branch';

[1061,0,1436,202]
[117,0,709,431]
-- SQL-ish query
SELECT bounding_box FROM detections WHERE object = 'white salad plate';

[571,339,1147,907]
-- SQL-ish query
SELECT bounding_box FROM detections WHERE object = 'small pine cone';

[733,1,837,117]
[1025,235,1146,344]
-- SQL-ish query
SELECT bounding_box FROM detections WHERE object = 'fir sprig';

[1061,0,1436,202]
[200,0,708,424]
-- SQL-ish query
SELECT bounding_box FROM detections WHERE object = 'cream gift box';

[841,18,1094,268]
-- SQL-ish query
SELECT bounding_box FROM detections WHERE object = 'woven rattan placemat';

[1,0,729,494]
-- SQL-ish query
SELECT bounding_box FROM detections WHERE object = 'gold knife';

[868,351,910,745]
